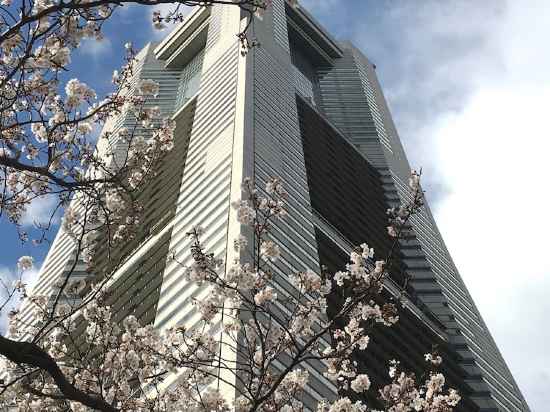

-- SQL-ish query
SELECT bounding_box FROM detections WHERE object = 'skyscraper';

[23,1,529,410]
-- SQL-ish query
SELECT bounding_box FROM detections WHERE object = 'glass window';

[175,48,205,110]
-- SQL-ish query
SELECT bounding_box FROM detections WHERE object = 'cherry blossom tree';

[0,0,266,239]
[0,0,267,361]
[0,173,461,411]
[1,0,461,410]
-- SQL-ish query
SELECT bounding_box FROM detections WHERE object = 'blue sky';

[0,3,163,308]
[1,1,548,410]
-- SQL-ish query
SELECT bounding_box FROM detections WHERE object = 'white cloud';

[0,265,41,334]
[431,87,550,409]
[429,65,550,412]
[19,194,60,228]
[377,1,550,410]
[79,36,113,57]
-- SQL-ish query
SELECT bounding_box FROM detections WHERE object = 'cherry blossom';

[351,374,372,393]
[425,353,443,366]
[138,79,160,97]
[16,256,34,271]
[0,175,460,411]
[260,239,280,261]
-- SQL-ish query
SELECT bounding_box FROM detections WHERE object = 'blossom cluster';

[379,358,461,412]
[1,174,460,411]
[172,177,459,411]
[0,7,175,253]
[386,170,424,238]
[2,284,227,411]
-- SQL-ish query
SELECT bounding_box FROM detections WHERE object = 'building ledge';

[154,6,210,62]
[286,0,343,59]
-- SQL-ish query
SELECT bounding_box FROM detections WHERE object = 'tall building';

[23,1,529,411]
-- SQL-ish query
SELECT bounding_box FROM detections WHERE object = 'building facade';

[25,1,529,410]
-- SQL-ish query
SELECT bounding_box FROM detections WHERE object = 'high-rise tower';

[24,1,528,410]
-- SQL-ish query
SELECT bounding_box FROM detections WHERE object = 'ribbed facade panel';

[155,42,239,331]
[253,47,320,273]
[106,43,181,156]
[18,43,181,331]
[17,222,79,329]
[317,51,388,168]
[251,42,337,404]
[272,0,290,52]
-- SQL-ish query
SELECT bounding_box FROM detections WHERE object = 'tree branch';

[0,335,117,412]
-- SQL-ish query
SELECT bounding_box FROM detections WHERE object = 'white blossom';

[374,260,385,274]
[409,169,421,190]
[232,200,256,225]
[254,286,277,305]
[31,123,48,143]
[65,79,96,108]
[290,269,322,293]
[260,240,280,261]
[320,398,367,412]
[233,234,248,251]
[350,374,371,393]
[0,148,13,158]
[17,256,34,271]
[425,352,443,366]
[138,79,160,97]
